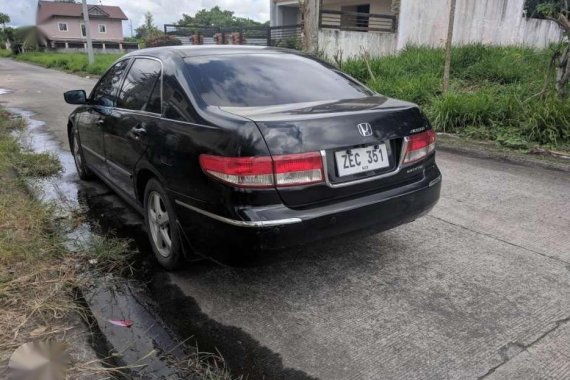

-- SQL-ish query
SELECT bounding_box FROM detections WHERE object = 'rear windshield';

[185,53,373,107]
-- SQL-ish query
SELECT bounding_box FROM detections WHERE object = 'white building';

[270,0,563,59]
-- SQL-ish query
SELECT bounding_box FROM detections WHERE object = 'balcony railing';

[319,9,398,33]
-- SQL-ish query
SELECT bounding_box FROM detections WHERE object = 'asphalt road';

[2,58,570,379]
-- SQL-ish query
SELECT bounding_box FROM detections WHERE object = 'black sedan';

[64,46,441,270]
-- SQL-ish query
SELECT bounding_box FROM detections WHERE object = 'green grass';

[341,44,570,149]
[0,49,11,58]
[15,52,123,75]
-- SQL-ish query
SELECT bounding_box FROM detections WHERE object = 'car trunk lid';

[219,96,430,208]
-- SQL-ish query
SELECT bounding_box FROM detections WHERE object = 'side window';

[90,59,129,107]
[146,80,162,114]
[117,58,162,113]
[163,76,197,123]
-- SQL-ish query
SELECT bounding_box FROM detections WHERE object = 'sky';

[0,0,270,37]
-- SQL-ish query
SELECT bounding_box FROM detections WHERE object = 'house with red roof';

[36,0,137,52]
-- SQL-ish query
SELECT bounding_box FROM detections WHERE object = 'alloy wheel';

[147,191,172,258]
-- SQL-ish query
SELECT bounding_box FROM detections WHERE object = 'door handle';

[95,119,104,126]
[130,126,147,139]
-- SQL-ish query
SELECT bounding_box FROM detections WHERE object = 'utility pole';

[82,0,95,65]
[443,0,457,93]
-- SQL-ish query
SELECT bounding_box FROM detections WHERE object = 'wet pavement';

[2,58,570,379]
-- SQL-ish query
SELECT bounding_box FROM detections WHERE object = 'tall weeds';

[342,44,570,148]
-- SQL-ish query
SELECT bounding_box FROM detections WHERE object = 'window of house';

[58,23,68,32]
[81,23,87,37]
[98,24,107,33]
[341,4,370,30]
[90,59,130,107]
[117,58,162,113]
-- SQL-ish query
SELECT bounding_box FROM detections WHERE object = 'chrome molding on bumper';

[174,200,302,228]
[429,175,442,187]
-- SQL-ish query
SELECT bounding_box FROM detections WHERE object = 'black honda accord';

[64,46,441,270]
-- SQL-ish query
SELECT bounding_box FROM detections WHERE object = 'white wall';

[397,0,562,50]
[318,29,398,59]
[317,0,562,60]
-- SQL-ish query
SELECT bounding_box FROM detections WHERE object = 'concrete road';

[2,58,570,379]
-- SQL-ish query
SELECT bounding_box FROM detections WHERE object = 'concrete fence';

[318,0,563,60]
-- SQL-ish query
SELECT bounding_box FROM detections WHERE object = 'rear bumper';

[175,164,441,259]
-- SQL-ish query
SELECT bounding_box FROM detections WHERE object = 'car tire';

[144,178,184,270]
[71,125,94,180]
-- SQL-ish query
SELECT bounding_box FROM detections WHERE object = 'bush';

[144,35,182,48]
[341,44,569,148]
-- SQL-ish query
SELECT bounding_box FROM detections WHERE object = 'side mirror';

[64,90,87,105]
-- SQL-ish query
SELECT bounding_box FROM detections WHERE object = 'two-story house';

[36,0,137,53]
[270,0,563,59]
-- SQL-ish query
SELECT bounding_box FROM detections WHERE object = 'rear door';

[79,59,130,174]
[104,57,162,197]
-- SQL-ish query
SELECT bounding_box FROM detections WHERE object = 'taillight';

[200,152,324,188]
[273,152,324,187]
[199,155,274,188]
[403,130,437,164]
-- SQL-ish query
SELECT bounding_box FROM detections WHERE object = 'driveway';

[1,58,570,379]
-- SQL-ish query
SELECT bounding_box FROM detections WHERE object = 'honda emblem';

[357,123,373,137]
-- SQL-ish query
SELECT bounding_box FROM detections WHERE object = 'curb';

[437,134,570,173]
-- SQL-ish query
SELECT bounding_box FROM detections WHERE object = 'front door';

[104,58,163,197]
[80,59,130,174]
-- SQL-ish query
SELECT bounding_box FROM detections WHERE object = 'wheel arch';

[67,120,74,147]
[134,164,166,206]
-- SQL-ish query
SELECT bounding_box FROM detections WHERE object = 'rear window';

[185,53,373,107]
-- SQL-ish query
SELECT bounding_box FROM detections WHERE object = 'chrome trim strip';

[429,175,442,187]
[175,200,302,228]
[106,158,131,177]
[81,144,105,161]
[114,107,163,119]
[320,137,410,189]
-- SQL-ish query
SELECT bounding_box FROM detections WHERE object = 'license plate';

[335,144,390,177]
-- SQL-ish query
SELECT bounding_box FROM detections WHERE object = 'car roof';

[123,45,303,60]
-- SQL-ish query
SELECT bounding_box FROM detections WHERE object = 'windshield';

[185,53,374,107]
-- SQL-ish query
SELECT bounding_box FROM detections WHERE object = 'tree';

[135,11,162,39]
[525,0,566,17]
[176,6,266,28]
[534,1,570,98]
[0,12,10,30]
[443,0,457,93]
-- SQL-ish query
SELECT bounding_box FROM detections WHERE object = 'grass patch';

[15,52,123,76]
[81,234,134,275]
[0,112,76,363]
[0,49,12,58]
[341,44,570,150]
[15,152,62,177]
[0,108,130,375]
